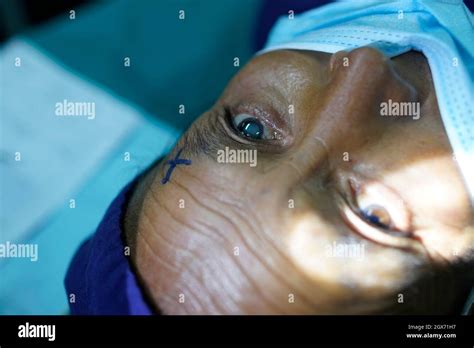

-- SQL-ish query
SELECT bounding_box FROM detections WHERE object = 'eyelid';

[222,103,293,148]
[232,113,273,140]
[336,194,418,249]
[348,178,412,233]
[334,175,419,249]
[218,112,255,146]
[229,102,285,131]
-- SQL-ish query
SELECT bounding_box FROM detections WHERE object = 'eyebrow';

[181,107,271,163]
[181,121,220,157]
[181,109,243,160]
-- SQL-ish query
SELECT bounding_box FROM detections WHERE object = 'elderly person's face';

[125,47,474,314]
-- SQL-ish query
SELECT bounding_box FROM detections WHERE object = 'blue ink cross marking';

[161,148,192,184]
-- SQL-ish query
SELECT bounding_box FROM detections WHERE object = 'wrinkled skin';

[124,48,474,314]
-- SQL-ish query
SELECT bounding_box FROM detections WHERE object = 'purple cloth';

[65,182,154,315]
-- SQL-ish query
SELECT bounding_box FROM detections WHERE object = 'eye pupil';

[361,205,391,229]
[363,212,383,226]
[237,118,263,139]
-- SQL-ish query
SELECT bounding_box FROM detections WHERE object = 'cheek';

[379,156,473,259]
[284,211,420,299]
[415,225,474,262]
[255,184,421,310]
[140,171,432,314]
[392,158,470,224]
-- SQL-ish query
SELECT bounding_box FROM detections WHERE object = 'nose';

[287,47,418,179]
[327,47,418,122]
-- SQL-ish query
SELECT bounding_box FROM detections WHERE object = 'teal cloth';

[0,0,262,314]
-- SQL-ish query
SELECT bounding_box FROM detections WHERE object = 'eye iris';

[361,205,391,228]
[237,118,264,139]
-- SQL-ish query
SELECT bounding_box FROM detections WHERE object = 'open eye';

[353,179,411,234]
[231,113,275,140]
[337,178,416,248]
[234,115,264,139]
[359,204,392,229]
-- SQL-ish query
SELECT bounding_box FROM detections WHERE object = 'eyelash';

[356,206,412,238]
[222,104,290,145]
[338,179,416,247]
